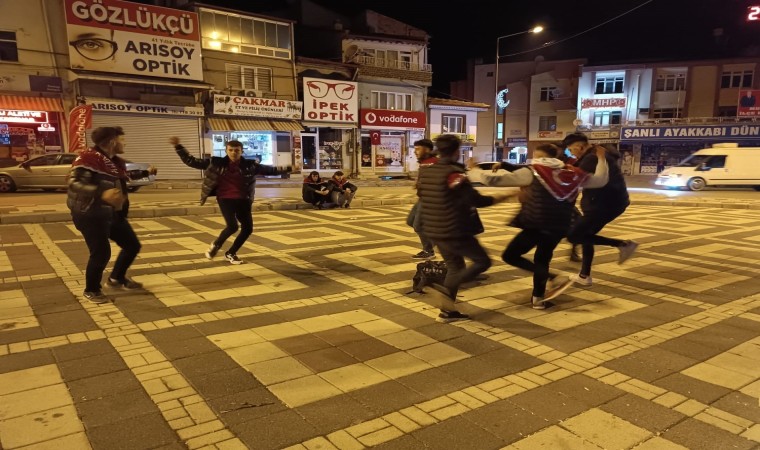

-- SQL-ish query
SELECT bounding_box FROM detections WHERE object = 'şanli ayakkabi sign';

[64,0,203,80]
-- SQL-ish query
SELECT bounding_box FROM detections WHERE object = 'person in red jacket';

[326,171,358,208]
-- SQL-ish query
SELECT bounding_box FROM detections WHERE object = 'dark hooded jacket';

[174,145,280,205]
[576,146,630,214]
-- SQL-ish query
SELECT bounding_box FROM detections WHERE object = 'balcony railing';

[354,55,432,72]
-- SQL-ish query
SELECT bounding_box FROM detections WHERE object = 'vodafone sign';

[360,109,426,130]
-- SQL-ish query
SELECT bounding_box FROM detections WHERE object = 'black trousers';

[216,198,253,255]
[566,207,627,276]
[433,236,492,296]
[502,229,563,298]
[73,215,141,292]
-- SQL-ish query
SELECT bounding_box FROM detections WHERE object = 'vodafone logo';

[360,109,426,128]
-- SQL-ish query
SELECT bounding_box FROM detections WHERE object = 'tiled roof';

[427,97,490,110]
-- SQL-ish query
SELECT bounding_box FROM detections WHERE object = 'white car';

[0,153,156,193]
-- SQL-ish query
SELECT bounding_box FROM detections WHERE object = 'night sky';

[151,0,760,95]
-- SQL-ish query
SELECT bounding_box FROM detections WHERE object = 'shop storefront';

[206,94,303,168]
[302,78,359,176]
[620,124,760,174]
[359,109,426,175]
[0,95,64,163]
[86,99,204,179]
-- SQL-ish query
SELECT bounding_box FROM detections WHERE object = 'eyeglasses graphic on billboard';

[69,37,118,61]
[306,81,356,100]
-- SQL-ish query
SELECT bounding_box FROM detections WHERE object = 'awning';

[207,117,231,131]
[269,119,304,132]
[74,73,213,90]
[302,121,356,129]
[0,95,64,112]
[229,119,274,131]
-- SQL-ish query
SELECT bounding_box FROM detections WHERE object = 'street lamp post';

[492,26,543,160]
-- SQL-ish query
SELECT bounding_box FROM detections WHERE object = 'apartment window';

[539,87,556,102]
[538,116,557,131]
[225,64,273,91]
[717,106,738,117]
[200,8,291,59]
[0,30,18,62]
[361,48,418,70]
[656,74,686,91]
[593,111,622,126]
[487,71,494,77]
[442,115,465,134]
[370,91,412,110]
[652,108,682,119]
[595,75,624,94]
[720,70,753,88]
[496,123,503,140]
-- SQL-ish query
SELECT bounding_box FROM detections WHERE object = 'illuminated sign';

[748,5,760,21]
[581,97,626,109]
[496,89,510,109]
[38,124,56,132]
[0,110,49,123]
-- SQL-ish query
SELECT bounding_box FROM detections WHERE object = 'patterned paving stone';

[2,205,760,449]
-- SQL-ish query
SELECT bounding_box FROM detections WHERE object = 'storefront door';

[302,133,317,170]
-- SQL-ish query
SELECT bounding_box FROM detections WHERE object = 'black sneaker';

[437,310,470,323]
[205,243,220,259]
[107,277,143,290]
[84,290,110,304]
[412,250,434,260]
[225,253,243,265]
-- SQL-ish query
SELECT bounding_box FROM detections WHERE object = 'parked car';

[0,153,156,193]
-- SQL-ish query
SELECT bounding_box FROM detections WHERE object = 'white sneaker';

[544,278,574,301]
[225,253,243,265]
[205,243,220,260]
[531,296,547,310]
[569,273,593,287]
[618,240,639,264]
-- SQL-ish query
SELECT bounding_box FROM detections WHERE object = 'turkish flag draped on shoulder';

[68,105,92,153]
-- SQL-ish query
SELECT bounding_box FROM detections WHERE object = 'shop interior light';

[209,41,221,49]
[211,31,219,39]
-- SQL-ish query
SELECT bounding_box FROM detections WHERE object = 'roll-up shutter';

[88,113,202,180]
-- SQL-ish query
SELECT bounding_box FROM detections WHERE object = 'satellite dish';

[345,45,359,62]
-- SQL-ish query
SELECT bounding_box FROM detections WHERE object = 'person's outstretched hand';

[169,137,180,146]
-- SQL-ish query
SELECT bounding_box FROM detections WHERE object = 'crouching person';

[302,171,330,209]
[326,171,358,208]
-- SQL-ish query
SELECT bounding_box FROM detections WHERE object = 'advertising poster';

[64,0,203,81]
[737,89,760,117]
[302,77,358,124]
[68,105,92,153]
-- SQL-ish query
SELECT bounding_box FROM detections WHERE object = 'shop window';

[0,30,18,62]
[226,64,273,92]
[539,87,556,102]
[370,91,412,111]
[538,116,557,131]
[595,75,624,94]
[442,115,465,134]
[720,70,753,89]
[200,8,291,59]
[319,129,345,170]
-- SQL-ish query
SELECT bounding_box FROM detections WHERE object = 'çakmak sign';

[302,78,358,123]
[621,125,760,141]
[64,0,203,81]
[360,109,426,129]
[581,98,626,109]
[212,95,303,119]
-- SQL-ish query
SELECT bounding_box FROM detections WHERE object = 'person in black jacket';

[471,144,609,310]
[417,134,512,322]
[170,137,285,264]
[326,171,358,208]
[67,126,149,303]
[302,171,329,209]
[566,139,639,287]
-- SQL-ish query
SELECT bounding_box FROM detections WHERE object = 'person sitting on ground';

[302,171,330,209]
[326,170,358,208]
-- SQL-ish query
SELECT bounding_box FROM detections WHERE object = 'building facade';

[427,98,489,166]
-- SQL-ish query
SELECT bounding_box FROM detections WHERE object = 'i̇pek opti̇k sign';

[64,0,203,81]
[302,78,358,123]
